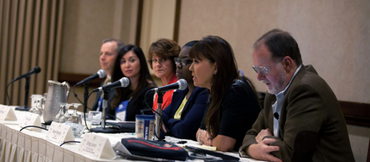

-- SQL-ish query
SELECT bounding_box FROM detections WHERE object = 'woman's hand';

[201,131,212,146]
[161,122,167,133]
[197,131,236,151]
[212,135,236,152]
[196,129,212,145]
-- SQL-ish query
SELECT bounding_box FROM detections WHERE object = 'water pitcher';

[44,80,70,123]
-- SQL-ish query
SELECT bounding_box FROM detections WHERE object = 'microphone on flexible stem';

[89,77,130,133]
[155,93,164,140]
[75,69,106,86]
[77,69,107,126]
[153,79,187,140]
[92,77,130,92]
[149,79,188,94]
[11,66,41,82]
[9,66,41,111]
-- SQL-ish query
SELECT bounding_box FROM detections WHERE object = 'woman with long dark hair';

[161,40,209,140]
[109,45,156,121]
[189,36,261,151]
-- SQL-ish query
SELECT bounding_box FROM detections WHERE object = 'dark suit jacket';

[162,87,208,140]
[240,65,355,162]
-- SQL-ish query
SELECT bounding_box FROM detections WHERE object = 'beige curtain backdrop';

[0,0,64,106]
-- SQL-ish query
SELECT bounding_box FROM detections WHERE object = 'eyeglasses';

[252,65,270,76]
[174,57,193,66]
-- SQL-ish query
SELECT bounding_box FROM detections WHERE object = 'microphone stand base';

[89,127,121,133]
[42,121,53,126]
[15,106,30,111]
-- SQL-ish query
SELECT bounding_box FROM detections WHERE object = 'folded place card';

[19,113,42,132]
[78,133,116,160]
[45,122,74,144]
[0,104,17,121]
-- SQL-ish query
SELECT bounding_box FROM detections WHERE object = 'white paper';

[19,113,42,132]
[0,105,17,121]
[45,122,74,144]
[112,141,131,156]
[78,134,116,160]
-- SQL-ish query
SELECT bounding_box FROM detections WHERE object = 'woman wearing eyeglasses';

[161,41,209,140]
[148,39,181,111]
[190,36,261,151]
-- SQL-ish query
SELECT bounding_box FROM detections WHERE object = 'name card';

[46,122,74,144]
[19,113,42,132]
[0,104,17,121]
[78,134,116,160]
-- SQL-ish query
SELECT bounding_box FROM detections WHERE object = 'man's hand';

[255,128,273,143]
[247,138,282,162]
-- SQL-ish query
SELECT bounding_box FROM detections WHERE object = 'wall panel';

[178,0,370,103]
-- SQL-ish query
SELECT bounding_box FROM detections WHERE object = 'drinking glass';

[30,94,43,115]
[60,103,72,123]
[54,102,66,123]
[43,93,48,110]
[81,113,92,129]
[69,103,82,124]
[65,103,85,138]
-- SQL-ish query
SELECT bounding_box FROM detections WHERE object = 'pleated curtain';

[0,0,65,106]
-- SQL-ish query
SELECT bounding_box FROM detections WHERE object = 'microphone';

[150,79,187,93]
[10,66,41,111]
[152,79,186,140]
[12,66,41,82]
[89,77,130,134]
[75,69,106,86]
[274,112,279,120]
[92,77,130,92]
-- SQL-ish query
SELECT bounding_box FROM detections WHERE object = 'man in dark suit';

[239,29,354,162]
[91,39,124,116]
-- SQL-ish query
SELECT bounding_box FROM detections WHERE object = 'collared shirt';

[153,74,178,111]
[272,65,302,137]
[173,97,187,120]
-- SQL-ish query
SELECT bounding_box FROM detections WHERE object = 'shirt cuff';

[239,145,251,158]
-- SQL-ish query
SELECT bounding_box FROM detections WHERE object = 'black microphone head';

[119,77,130,87]
[34,66,41,73]
[274,112,279,120]
[177,79,187,90]
[11,66,41,82]
[97,69,106,78]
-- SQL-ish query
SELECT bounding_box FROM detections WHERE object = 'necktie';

[104,77,111,86]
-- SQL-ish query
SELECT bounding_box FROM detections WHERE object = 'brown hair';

[254,28,302,65]
[147,38,181,73]
[102,38,125,53]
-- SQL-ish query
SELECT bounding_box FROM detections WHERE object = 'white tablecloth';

[0,109,264,162]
